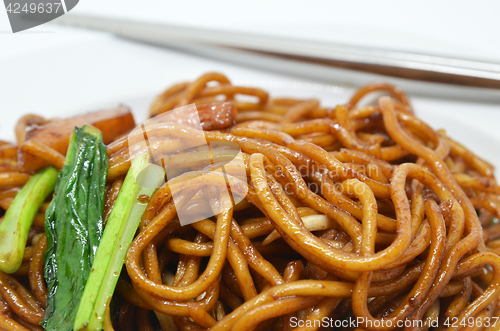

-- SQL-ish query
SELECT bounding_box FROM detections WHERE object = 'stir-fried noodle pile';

[1,72,500,331]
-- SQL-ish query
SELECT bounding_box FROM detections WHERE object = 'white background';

[0,0,499,167]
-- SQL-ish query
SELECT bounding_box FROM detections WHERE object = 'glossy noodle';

[1,72,500,331]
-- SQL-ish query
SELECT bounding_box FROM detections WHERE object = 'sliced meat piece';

[18,105,135,173]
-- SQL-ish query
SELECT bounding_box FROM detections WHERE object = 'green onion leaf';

[42,125,108,331]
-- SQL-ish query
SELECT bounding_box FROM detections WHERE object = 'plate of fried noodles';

[1,72,500,331]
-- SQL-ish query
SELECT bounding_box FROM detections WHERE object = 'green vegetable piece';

[74,153,164,331]
[42,125,108,331]
[0,166,58,273]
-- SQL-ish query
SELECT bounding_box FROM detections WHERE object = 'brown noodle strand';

[0,173,30,187]
[28,235,47,307]
[0,313,31,331]
[19,141,65,170]
[0,272,43,325]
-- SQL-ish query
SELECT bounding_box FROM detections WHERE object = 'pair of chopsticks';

[53,14,500,92]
